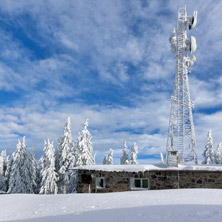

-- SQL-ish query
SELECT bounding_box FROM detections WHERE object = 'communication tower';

[166,6,198,164]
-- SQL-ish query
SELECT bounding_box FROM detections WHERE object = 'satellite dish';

[189,11,198,30]
[190,36,197,53]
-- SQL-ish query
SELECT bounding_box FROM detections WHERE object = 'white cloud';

[0,0,221,165]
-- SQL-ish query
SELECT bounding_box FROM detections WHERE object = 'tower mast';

[166,6,198,164]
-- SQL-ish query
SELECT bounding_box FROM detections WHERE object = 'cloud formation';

[0,0,221,164]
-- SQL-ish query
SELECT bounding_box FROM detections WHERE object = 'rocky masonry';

[76,169,222,193]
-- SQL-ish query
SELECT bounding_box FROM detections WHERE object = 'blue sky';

[0,0,221,164]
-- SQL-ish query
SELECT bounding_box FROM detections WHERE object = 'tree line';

[0,117,139,194]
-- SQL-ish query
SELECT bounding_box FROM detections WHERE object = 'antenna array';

[166,6,198,164]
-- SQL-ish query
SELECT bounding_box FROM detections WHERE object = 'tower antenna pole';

[167,6,198,164]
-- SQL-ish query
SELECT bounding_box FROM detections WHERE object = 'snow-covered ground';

[1,189,222,222]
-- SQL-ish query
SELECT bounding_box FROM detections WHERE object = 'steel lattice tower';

[166,6,198,164]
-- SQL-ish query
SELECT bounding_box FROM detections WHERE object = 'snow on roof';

[74,164,222,172]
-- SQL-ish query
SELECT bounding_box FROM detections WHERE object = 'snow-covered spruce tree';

[76,119,95,166]
[130,142,138,165]
[55,116,74,193]
[8,137,32,193]
[67,144,77,193]
[202,129,214,165]
[120,141,129,165]
[103,155,108,165]
[5,152,15,191]
[28,147,37,193]
[0,150,8,176]
[106,149,113,165]
[0,150,7,191]
[160,153,164,164]
[103,149,114,165]
[215,143,222,164]
[40,139,58,194]
[37,140,48,193]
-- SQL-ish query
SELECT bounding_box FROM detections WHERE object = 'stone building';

[75,165,222,193]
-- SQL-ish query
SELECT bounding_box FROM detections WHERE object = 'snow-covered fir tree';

[40,139,58,194]
[160,153,164,164]
[8,137,32,193]
[103,149,113,165]
[0,150,7,176]
[215,143,222,164]
[55,116,74,193]
[130,142,138,165]
[76,119,95,166]
[103,155,108,165]
[120,141,129,165]
[28,147,37,193]
[67,145,77,193]
[37,140,48,192]
[5,152,15,191]
[0,150,7,191]
[106,149,113,165]
[202,129,214,165]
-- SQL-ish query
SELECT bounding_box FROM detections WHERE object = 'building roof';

[74,164,222,172]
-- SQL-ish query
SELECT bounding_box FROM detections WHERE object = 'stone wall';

[76,169,222,193]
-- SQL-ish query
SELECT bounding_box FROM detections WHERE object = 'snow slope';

[1,189,222,222]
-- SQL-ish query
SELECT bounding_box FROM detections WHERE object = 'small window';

[131,178,149,190]
[81,174,92,184]
[134,179,141,188]
[142,179,148,188]
[96,177,105,189]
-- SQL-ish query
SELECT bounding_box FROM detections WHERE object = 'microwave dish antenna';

[189,11,198,30]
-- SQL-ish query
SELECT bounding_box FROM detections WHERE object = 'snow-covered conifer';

[28,147,37,193]
[8,137,32,193]
[106,149,113,165]
[5,152,15,191]
[103,155,108,165]
[0,150,7,191]
[215,143,222,164]
[120,141,129,165]
[202,129,214,165]
[76,119,95,166]
[103,149,113,165]
[0,154,4,175]
[160,153,164,164]
[55,116,74,193]
[0,150,7,176]
[40,139,58,194]
[130,142,138,165]
[37,140,47,192]
[67,144,77,193]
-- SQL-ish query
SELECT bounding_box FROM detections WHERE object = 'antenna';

[189,11,198,30]
[166,7,198,165]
